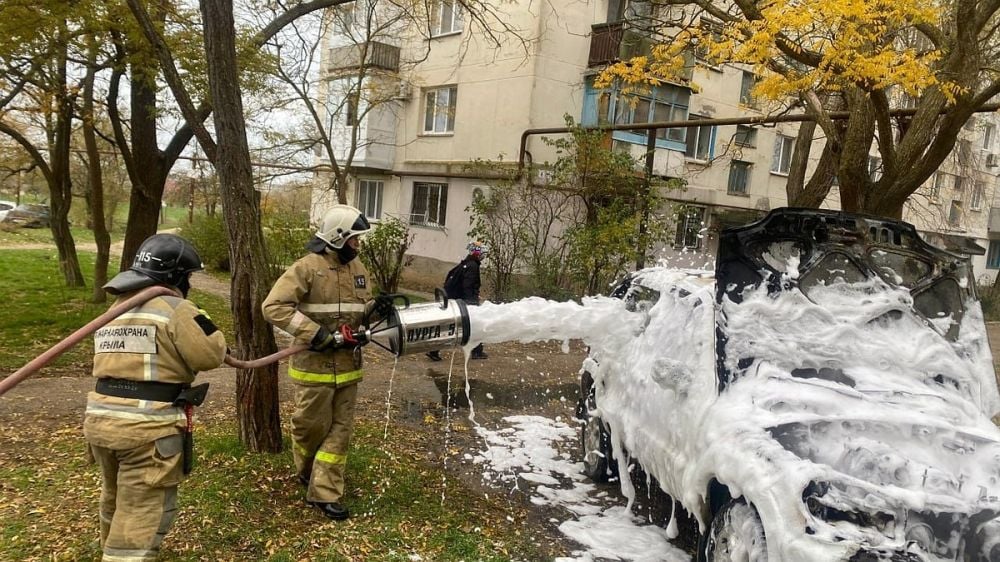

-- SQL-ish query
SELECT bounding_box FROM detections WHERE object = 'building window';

[431,0,464,36]
[985,123,995,150]
[581,79,691,147]
[411,182,448,226]
[948,200,963,227]
[356,179,383,220]
[674,206,706,249]
[739,71,757,106]
[930,173,944,202]
[988,240,1000,269]
[867,156,882,182]
[728,161,752,195]
[771,135,794,175]
[423,86,457,134]
[954,175,964,194]
[613,95,687,142]
[685,116,714,160]
[734,125,756,147]
[345,91,359,126]
[972,182,985,211]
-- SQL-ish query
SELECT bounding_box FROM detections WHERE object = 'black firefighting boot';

[309,500,350,520]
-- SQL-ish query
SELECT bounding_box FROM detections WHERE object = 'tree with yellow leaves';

[599,0,998,219]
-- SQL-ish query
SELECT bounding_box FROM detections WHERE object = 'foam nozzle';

[363,291,471,357]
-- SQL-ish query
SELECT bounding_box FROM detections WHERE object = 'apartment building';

[314,0,1000,282]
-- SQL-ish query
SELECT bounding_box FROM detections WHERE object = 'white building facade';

[315,0,1000,282]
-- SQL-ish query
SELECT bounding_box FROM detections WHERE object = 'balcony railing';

[327,41,400,73]
[588,22,693,82]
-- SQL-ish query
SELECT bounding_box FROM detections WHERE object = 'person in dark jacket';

[427,241,488,361]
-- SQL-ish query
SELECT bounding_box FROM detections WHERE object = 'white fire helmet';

[316,204,372,249]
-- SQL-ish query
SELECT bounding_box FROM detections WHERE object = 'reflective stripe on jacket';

[262,252,373,384]
[84,293,227,449]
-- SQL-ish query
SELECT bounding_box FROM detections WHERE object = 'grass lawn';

[0,249,230,373]
[0,420,547,561]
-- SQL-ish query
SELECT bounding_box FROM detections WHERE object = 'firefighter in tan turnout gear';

[262,204,393,520]
[84,234,227,561]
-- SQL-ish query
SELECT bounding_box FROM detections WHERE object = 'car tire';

[703,499,767,562]
[579,371,617,482]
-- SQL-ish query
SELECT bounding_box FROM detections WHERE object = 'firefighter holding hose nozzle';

[262,204,393,521]
[83,234,228,561]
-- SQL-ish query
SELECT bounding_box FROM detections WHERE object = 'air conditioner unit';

[987,153,998,168]
[533,169,553,185]
[394,82,412,101]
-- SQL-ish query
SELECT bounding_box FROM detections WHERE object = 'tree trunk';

[83,38,111,303]
[119,60,169,271]
[201,0,282,453]
[49,24,84,287]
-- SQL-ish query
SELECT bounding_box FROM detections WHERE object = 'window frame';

[733,125,756,148]
[356,179,384,220]
[739,71,758,107]
[971,182,985,211]
[930,173,945,203]
[987,240,1000,269]
[948,200,963,227]
[423,86,457,135]
[674,206,707,249]
[685,115,715,161]
[771,134,794,175]
[581,78,691,150]
[431,0,464,37]
[410,182,449,227]
[867,156,883,182]
[728,160,752,195]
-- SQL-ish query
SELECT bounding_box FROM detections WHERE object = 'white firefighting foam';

[462,265,1000,561]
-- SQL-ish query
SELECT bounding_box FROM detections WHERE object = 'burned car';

[578,208,1000,561]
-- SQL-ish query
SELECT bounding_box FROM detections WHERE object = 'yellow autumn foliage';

[597,0,954,103]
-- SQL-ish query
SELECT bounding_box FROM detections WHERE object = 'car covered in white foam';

[577,208,1000,561]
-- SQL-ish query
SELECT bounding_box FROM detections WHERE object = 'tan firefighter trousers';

[291,382,359,503]
[90,435,184,562]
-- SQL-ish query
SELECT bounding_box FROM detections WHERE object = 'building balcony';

[587,22,693,82]
[327,41,400,73]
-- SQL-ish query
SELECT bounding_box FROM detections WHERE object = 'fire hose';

[0,287,474,399]
[0,285,307,398]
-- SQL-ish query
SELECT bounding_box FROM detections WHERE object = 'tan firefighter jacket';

[83,292,227,449]
[262,251,373,386]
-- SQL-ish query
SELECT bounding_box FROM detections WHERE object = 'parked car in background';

[578,208,1000,561]
[2,203,50,228]
[0,200,15,223]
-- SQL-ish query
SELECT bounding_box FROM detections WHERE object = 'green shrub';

[181,214,230,271]
[979,280,1000,321]
[360,216,414,294]
[263,209,311,278]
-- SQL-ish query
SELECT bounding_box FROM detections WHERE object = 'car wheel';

[579,371,616,482]
[703,499,767,562]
